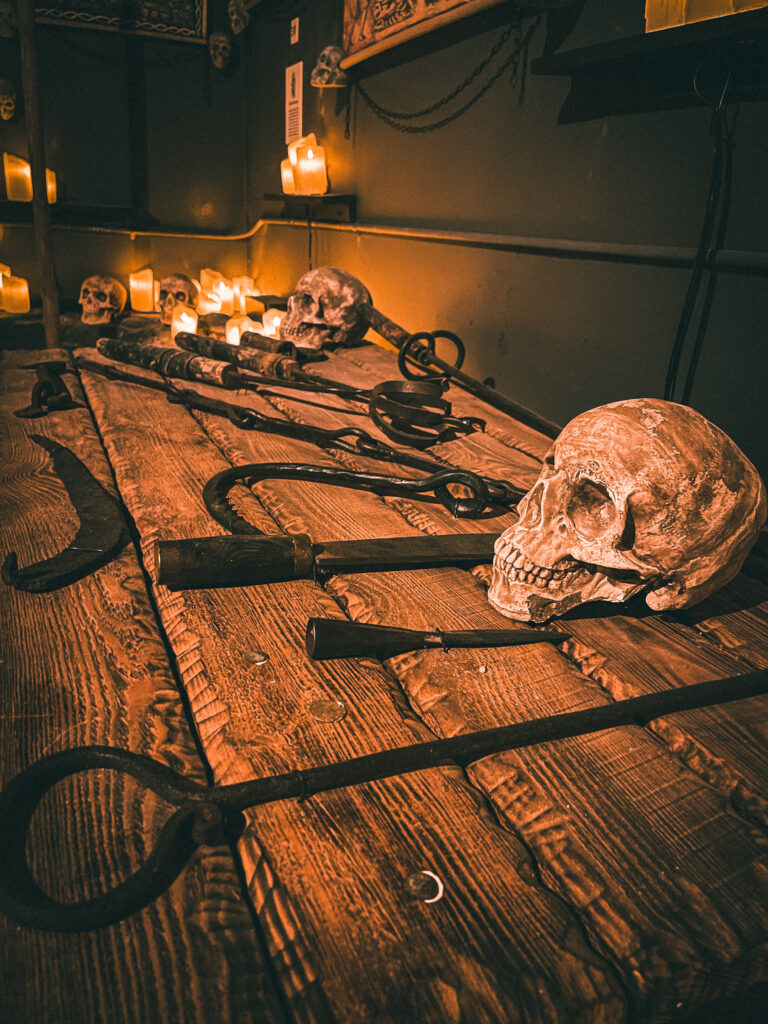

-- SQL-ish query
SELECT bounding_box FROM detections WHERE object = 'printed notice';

[285,61,303,145]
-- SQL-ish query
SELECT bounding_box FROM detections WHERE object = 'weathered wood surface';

[189,342,768,1022]
[77,350,625,1024]
[0,349,286,1024]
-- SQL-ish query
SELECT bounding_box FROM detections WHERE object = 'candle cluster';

[280,133,329,196]
[3,153,57,203]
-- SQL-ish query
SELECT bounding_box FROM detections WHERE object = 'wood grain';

[78,350,625,1024]
[0,349,286,1024]
[190,345,768,1022]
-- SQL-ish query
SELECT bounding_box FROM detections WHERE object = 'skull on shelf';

[488,398,767,622]
[228,0,249,35]
[0,78,15,120]
[209,32,232,70]
[310,46,348,87]
[280,266,371,349]
[158,274,198,324]
[78,276,127,325]
[0,0,17,39]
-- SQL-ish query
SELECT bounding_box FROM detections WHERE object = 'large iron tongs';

[1,668,766,932]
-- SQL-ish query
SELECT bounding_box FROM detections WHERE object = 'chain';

[355,16,540,134]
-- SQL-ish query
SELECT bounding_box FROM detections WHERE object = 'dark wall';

[241,0,768,479]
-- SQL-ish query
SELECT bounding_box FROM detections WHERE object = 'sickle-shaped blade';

[2,435,129,593]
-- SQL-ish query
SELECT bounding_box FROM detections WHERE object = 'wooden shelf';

[262,193,357,223]
[530,8,768,123]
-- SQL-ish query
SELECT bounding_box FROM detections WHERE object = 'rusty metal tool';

[1,435,128,593]
[156,532,499,590]
[14,361,81,419]
[0,668,766,931]
[305,618,565,660]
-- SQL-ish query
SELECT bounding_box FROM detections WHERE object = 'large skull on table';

[158,274,198,324]
[79,276,127,324]
[489,398,767,622]
[280,266,371,349]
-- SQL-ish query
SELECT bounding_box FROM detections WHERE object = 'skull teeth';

[496,543,584,587]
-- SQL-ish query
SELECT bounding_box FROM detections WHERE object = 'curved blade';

[2,435,129,593]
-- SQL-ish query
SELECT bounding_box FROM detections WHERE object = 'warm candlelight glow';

[225,314,261,346]
[281,158,296,195]
[261,308,286,337]
[129,268,155,313]
[3,154,57,202]
[0,274,30,313]
[233,276,255,314]
[214,278,235,316]
[197,290,222,314]
[200,268,224,292]
[294,143,328,195]
[171,304,198,340]
[288,133,317,168]
[0,262,9,281]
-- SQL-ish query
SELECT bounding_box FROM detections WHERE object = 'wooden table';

[2,339,768,1024]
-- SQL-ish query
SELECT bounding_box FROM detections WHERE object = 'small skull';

[280,267,371,349]
[488,398,767,622]
[0,78,15,121]
[310,46,348,87]
[228,0,249,35]
[79,276,127,325]
[158,274,198,324]
[0,0,17,39]
[209,32,232,70]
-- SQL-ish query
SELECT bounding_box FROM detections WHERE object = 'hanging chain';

[354,16,540,134]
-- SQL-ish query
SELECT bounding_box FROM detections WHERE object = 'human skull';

[158,274,198,324]
[228,0,249,35]
[0,0,17,39]
[78,276,127,325]
[488,398,767,622]
[209,32,232,70]
[0,79,15,120]
[280,267,371,349]
[310,46,348,87]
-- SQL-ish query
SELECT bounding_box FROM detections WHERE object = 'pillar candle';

[197,290,222,314]
[171,304,198,340]
[294,144,328,195]
[261,308,286,337]
[129,269,155,313]
[225,314,260,346]
[3,154,57,202]
[281,158,296,195]
[214,279,235,317]
[233,276,255,314]
[288,133,317,169]
[200,268,224,293]
[1,275,30,313]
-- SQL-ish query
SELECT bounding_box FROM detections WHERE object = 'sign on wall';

[34,1,208,44]
[342,0,571,67]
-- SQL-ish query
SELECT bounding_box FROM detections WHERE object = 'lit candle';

[197,290,222,314]
[200,268,224,293]
[129,269,155,313]
[281,158,296,195]
[171,304,198,340]
[233,275,255,314]
[294,144,328,195]
[261,308,286,337]
[3,154,57,202]
[225,314,261,346]
[215,278,235,316]
[3,154,32,202]
[0,262,9,281]
[288,133,317,169]
[1,275,30,313]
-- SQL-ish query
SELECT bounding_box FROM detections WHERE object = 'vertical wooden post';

[16,0,60,349]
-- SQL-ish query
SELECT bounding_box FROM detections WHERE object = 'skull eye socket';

[567,479,619,540]
[95,291,107,302]
[159,290,169,302]
[174,290,188,301]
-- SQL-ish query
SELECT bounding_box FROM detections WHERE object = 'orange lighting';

[129,268,155,313]
[200,268,224,292]
[288,133,317,168]
[197,290,222,314]
[294,143,328,195]
[0,274,30,313]
[171,304,198,340]
[225,314,260,346]
[261,308,286,337]
[281,158,296,195]
[3,154,57,202]
[214,279,235,316]
[233,276,255,314]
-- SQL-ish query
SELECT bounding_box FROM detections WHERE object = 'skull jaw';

[487,566,649,623]
[81,308,116,325]
[280,320,338,349]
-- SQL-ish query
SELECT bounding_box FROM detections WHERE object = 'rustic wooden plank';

[77,350,626,1024]
[0,349,287,1024]
[187,345,768,1022]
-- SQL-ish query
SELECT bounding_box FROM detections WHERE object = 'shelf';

[262,193,357,224]
[530,8,768,123]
